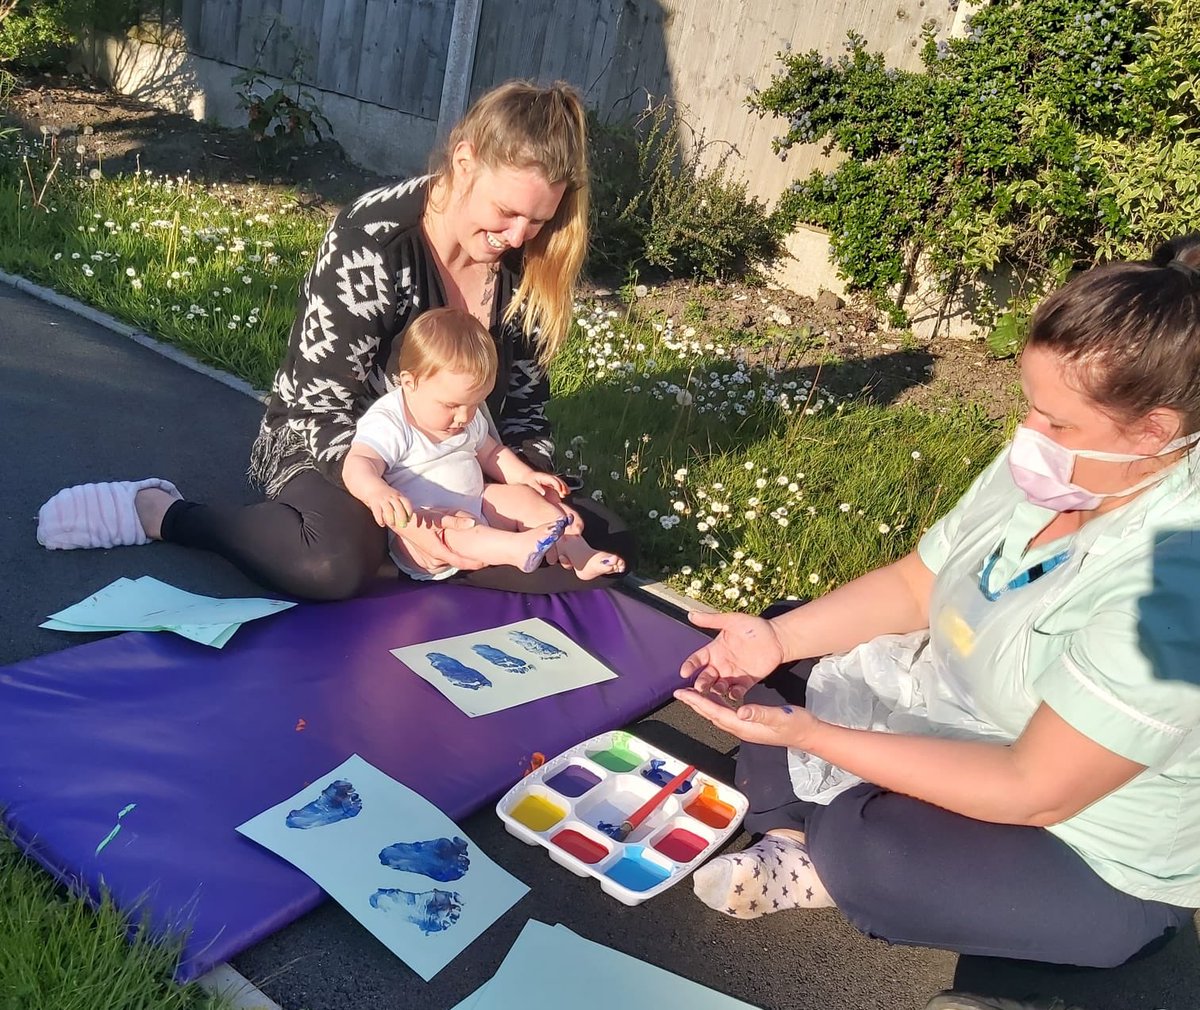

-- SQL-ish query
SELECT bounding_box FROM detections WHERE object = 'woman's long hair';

[430,81,589,367]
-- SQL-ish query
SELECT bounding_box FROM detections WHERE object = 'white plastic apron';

[789,507,1084,804]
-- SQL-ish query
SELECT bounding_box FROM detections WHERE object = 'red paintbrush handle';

[622,764,697,834]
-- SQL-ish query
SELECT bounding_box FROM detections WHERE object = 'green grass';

[0,833,228,1010]
[0,137,1011,608]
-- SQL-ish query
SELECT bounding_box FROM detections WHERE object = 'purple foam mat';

[0,582,706,981]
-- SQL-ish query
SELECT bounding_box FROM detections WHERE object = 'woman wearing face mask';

[672,236,1200,980]
[38,81,633,598]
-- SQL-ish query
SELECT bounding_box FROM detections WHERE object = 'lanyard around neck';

[978,540,1071,602]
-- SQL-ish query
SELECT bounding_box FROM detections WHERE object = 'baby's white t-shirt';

[352,388,489,518]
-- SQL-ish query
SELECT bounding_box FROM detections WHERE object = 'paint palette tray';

[496,730,748,906]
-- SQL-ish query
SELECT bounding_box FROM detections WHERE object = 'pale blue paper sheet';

[236,754,528,982]
[389,618,617,718]
[455,920,762,1010]
[41,576,293,647]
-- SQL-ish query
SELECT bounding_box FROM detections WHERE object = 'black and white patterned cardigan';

[249,177,555,497]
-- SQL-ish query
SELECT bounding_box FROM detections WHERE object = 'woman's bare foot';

[133,488,177,540]
[556,535,626,580]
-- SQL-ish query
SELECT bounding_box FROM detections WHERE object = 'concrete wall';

[80,26,436,179]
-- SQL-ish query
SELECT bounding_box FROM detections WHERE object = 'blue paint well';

[471,644,532,674]
[545,764,601,798]
[606,852,671,892]
[509,630,566,659]
[286,779,361,829]
[641,758,693,794]
[379,836,470,881]
[368,887,463,934]
[426,652,491,690]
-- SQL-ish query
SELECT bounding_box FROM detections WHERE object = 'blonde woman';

[40,81,633,598]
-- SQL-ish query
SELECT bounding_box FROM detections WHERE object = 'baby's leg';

[481,485,624,580]
[437,494,568,573]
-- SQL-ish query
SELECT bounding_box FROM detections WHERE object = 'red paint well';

[654,827,707,862]
[551,828,609,864]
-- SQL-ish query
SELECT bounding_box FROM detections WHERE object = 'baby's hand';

[362,488,413,531]
[522,472,570,498]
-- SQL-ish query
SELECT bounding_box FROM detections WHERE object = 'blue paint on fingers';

[781,705,795,714]
[379,836,470,881]
[426,652,492,690]
[286,779,362,829]
[507,630,566,659]
[369,887,463,934]
[471,644,532,673]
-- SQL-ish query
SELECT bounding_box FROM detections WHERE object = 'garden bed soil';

[4,71,1021,419]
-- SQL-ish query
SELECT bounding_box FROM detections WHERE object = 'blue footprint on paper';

[369,887,463,934]
[379,836,470,882]
[507,630,566,660]
[471,644,533,674]
[642,758,693,794]
[285,779,362,829]
[426,652,491,690]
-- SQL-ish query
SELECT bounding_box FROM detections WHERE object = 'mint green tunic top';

[916,448,1200,907]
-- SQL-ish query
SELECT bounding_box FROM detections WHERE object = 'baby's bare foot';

[134,488,176,540]
[557,536,626,580]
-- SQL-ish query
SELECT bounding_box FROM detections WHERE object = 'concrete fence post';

[437,0,484,140]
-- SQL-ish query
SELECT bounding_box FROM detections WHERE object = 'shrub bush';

[0,0,156,70]
[589,97,784,282]
[752,0,1199,330]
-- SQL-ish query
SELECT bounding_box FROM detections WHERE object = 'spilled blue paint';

[641,758,693,793]
[95,802,137,856]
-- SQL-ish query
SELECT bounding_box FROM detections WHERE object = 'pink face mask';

[1008,425,1198,512]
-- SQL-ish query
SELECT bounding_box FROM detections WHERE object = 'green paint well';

[511,794,566,832]
[587,745,641,773]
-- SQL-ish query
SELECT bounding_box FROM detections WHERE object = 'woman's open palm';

[679,610,785,700]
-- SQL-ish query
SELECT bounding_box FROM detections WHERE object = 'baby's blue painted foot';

[426,652,492,690]
[471,643,533,673]
[286,779,362,829]
[507,630,566,659]
[520,515,570,573]
[369,887,463,934]
[642,758,693,793]
[379,836,470,882]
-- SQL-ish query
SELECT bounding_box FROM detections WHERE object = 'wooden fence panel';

[173,0,960,196]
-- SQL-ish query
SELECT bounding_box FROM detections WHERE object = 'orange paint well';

[685,784,735,829]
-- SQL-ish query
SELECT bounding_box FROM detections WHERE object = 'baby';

[343,307,625,581]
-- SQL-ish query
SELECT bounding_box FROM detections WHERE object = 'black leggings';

[162,469,637,601]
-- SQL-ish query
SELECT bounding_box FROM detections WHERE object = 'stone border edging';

[196,963,282,1010]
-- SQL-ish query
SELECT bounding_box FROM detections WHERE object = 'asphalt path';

[3,280,1198,1010]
